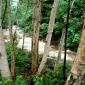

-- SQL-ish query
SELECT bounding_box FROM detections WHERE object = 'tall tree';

[7,0,15,79]
[70,0,76,13]
[63,0,71,80]
[37,0,59,74]
[22,1,29,50]
[0,0,10,79]
[54,0,76,67]
[31,0,41,74]
[22,26,25,50]
[65,14,85,85]
[54,28,65,67]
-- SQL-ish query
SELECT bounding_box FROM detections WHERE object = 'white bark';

[37,0,59,74]
[0,0,10,79]
[54,28,65,66]
[70,0,76,13]
[65,14,85,85]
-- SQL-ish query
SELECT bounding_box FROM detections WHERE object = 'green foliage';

[33,62,71,85]
[5,43,71,85]
[2,0,8,29]
[15,76,27,85]
[67,18,81,51]
[0,76,27,85]
[72,0,85,17]
[2,0,85,51]
[1,0,85,84]
[5,43,31,74]
[39,0,84,51]
[40,23,48,38]
[11,0,32,28]
[0,79,13,85]
[33,75,44,85]
[41,0,53,23]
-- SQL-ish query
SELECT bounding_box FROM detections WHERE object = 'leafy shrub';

[33,75,44,85]
[15,76,27,85]
[5,43,31,74]
[5,43,72,85]
[0,76,27,85]
[39,23,48,39]
[0,79,13,85]
[33,62,71,85]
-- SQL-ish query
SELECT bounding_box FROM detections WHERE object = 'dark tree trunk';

[63,0,71,80]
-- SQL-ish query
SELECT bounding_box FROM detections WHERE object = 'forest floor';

[3,25,76,61]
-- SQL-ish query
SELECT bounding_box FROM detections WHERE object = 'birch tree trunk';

[70,0,76,13]
[7,0,15,79]
[55,28,65,65]
[31,0,41,74]
[65,14,85,85]
[22,3,29,50]
[37,0,59,74]
[22,27,25,50]
[0,0,11,79]
[54,0,76,66]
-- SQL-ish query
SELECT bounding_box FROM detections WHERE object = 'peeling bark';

[31,0,41,74]
[65,14,85,85]
[37,0,59,74]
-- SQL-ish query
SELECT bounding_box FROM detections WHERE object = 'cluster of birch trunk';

[0,0,85,84]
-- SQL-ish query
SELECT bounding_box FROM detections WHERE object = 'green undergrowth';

[5,43,31,75]
[1,43,72,85]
